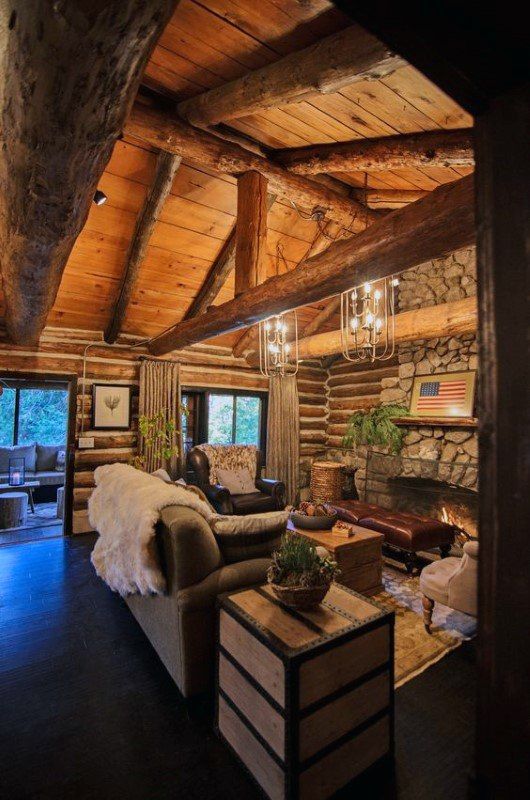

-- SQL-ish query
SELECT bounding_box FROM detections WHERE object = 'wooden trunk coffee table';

[287,518,384,596]
[217,582,394,800]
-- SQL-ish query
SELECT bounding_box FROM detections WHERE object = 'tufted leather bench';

[331,500,455,573]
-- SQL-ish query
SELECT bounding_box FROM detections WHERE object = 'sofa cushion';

[0,443,37,473]
[36,444,62,471]
[34,471,65,487]
[211,510,288,564]
[217,467,256,495]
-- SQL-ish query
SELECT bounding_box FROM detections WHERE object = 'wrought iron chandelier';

[258,310,299,378]
[340,275,399,363]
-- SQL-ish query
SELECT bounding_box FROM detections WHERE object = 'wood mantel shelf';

[392,416,478,428]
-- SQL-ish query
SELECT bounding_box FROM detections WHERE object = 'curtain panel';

[138,359,183,477]
[266,374,300,506]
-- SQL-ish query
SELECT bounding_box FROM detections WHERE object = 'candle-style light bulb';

[284,343,291,354]
[392,277,400,287]
[374,289,381,301]
[366,311,374,325]
[351,317,359,330]
[376,318,383,330]
[364,282,371,295]
[265,321,271,332]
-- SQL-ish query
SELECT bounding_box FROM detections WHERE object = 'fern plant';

[342,404,409,454]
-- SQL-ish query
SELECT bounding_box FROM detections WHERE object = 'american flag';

[417,379,467,412]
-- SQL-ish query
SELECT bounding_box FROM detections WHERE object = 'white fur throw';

[89,463,215,597]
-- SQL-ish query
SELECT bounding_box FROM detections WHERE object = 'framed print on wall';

[410,371,477,418]
[92,384,132,430]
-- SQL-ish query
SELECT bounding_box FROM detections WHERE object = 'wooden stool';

[56,486,65,519]
[0,492,28,529]
[310,460,343,503]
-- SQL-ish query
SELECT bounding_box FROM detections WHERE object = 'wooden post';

[235,172,269,297]
[475,82,530,798]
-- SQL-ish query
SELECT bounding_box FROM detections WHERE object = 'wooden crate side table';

[217,583,394,800]
[288,519,384,596]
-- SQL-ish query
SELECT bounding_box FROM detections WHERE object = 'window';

[207,392,264,448]
[0,383,68,446]
[181,389,267,452]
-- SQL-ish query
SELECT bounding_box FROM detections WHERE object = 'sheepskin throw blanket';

[89,463,215,596]
[197,443,257,485]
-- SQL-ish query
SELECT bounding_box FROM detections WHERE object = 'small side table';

[288,519,384,596]
[217,583,394,800]
[0,481,39,514]
[0,492,28,529]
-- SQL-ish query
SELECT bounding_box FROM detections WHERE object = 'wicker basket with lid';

[310,460,343,503]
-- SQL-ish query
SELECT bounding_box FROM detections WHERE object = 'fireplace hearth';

[364,452,478,541]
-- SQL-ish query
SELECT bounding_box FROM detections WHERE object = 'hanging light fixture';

[340,275,399,363]
[259,310,299,378]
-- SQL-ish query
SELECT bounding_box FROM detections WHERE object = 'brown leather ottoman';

[331,500,455,573]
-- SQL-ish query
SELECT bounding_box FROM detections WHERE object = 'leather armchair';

[187,446,286,515]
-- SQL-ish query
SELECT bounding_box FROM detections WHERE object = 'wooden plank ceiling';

[0,0,473,348]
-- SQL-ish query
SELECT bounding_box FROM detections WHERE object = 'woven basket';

[269,581,331,610]
[310,460,343,503]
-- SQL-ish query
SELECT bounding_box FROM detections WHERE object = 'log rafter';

[124,100,378,230]
[148,174,474,355]
[176,25,404,129]
[0,0,178,345]
[274,128,474,175]
[105,151,182,344]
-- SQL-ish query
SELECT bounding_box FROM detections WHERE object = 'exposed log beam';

[302,296,341,338]
[274,128,474,175]
[231,220,343,358]
[0,1,177,345]
[265,296,477,362]
[125,100,378,229]
[176,25,404,129]
[235,172,269,296]
[354,189,428,208]
[105,152,182,344]
[148,174,474,355]
[184,194,277,320]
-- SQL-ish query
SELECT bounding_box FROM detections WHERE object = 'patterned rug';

[376,565,476,687]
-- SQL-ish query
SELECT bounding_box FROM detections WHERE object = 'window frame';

[181,387,268,454]
[0,380,69,446]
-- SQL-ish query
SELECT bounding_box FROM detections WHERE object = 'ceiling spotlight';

[93,189,107,206]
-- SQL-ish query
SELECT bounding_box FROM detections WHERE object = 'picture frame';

[409,371,477,418]
[91,384,132,430]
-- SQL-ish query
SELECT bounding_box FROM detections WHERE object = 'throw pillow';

[55,449,66,472]
[0,443,37,474]
[151,468,173,483]
[211,509,288,564]
[36,444,62,472]
[216,467,256,495]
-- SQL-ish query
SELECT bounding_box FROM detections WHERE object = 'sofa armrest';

[158,505,222,591]
[463,540,479,559]
[203,483,233,514]
[255,477,286,509]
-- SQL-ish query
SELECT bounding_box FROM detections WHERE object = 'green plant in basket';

[342,404,409,454]
[267,532,339,589]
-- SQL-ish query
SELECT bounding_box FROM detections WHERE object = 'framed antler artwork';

[92,384,133,430]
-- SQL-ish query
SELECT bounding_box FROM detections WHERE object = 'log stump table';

[217,582,394,800]
[0,492,28,529]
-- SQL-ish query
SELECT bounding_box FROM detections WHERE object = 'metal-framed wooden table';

[287,519,384,596]
[216,582,394,800]
[0,481,40,514]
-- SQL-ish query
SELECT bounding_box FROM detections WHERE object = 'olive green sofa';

[125,505,271,698]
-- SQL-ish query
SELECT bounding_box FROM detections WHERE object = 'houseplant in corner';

[267,531,339,609]
[342,404,409,454]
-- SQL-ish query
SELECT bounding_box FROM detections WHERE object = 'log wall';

[0,329,328,532]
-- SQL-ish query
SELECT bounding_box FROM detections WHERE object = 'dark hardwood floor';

[0,534,476,800]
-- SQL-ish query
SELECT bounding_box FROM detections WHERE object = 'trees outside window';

[0,385,68,446]
[207,392,263,448]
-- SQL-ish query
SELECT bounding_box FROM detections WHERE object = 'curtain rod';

[138,355,182,365]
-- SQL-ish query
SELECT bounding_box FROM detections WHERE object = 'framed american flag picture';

[410,371,477,418]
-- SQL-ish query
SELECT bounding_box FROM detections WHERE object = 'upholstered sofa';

[125,504,273,697]
[0,443,65,492]
[187,444,285,515]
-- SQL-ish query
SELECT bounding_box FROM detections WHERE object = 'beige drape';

[266,374,300,505]
[138,359,183,477]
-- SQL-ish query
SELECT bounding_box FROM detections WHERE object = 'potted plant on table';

[267,532,339,610]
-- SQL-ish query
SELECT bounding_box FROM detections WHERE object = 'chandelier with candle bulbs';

[259,310,299,378]
[340,275,399,363]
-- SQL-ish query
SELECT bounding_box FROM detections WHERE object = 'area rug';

[376,565,477,688]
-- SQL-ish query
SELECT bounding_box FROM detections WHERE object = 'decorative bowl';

[269,581,331,610]
[290,510,337,530]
